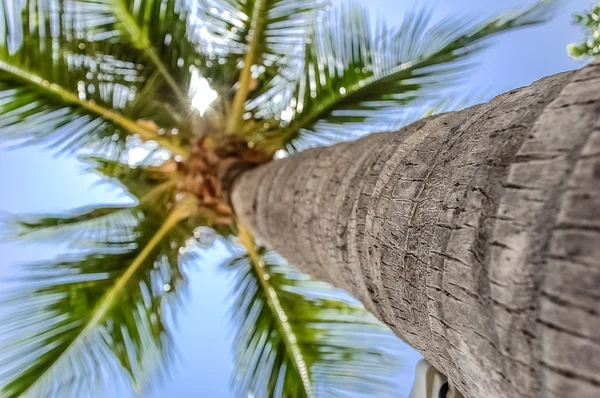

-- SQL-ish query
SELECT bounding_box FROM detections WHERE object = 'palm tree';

[0,0,557,396]
[230,34,600,398]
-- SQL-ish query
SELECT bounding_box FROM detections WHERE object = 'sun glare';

[125,139,170,166]
[189,67,218,116]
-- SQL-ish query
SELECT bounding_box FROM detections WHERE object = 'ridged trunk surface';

[232,63,600,398]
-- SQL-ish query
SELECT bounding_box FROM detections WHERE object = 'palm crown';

[0,0,554,397]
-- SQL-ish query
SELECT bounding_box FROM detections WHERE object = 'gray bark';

[231,63,600,398]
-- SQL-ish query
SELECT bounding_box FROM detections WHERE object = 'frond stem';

[237,224,314,397]
[227,0,268,133]
[138,179,178,206]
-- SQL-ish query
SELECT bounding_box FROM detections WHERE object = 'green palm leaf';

[0,195,200,397]
[250,0,555,150]
[195,0,327,132]
[227,235,402,398]
[0,0,185,155]
[196,0,326,67]
[0,153,205,397]
[6,205,135,246]
[69,0,212,107]
[83,155,178,199]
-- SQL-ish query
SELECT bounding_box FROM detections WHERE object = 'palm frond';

[250,0,555,151]
[195,0,327,132]
[196,0,326,67]
[0,196,200,397]
[4,205,135,246]
[2,152,177,249]
[0,0,185,155]
[70,0,213,107]
[226,242,402,398]
[83,154,178,199]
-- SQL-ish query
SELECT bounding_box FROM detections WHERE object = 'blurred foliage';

[568,3,600,59]
[225,249,403,398]
[0,158,202,397]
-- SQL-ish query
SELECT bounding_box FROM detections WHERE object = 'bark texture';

[232,63,600,398]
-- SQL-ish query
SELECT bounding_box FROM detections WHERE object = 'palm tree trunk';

[231,62,600,398]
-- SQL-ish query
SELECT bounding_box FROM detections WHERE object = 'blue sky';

[0,0,593,397]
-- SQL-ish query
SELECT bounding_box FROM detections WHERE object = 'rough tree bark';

[231,62,600,398]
